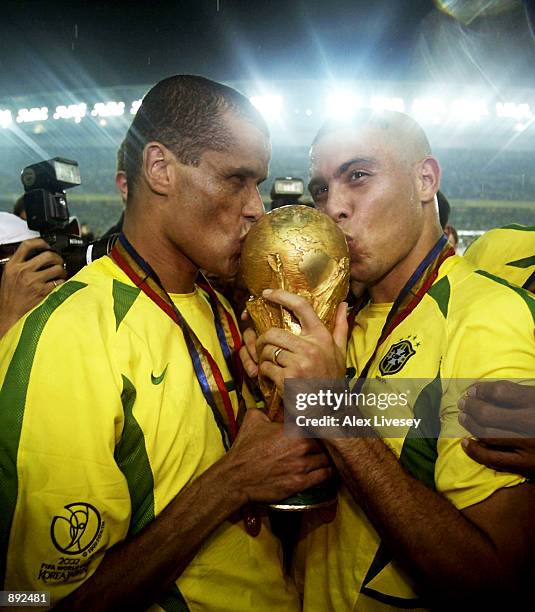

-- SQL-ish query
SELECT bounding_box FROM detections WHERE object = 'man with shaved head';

[245,110,535,609]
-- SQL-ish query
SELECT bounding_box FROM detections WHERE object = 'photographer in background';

[12,195,26,220]
[0,212,65,339]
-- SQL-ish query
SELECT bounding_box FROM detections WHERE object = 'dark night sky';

[1,0,535,97]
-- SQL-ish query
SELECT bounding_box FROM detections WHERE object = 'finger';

[302,452,331,472]
[461,438,525,474]
[240,308,251,321]
[256,327,303,358]
[242,406,271,425]
[459,396,535,435]
[240,345,258,378]
[259,360,285,392]
[24,249,64,271]
[301,438,327,454]
[333,302,348,352]
[9,238,50,264]
[34,264,67,284]
[262,289,323,335]
[243,327,258,363]
[51,278,65,287]
[458,411,524,440]
[302,466,332,488]
[468,381,535,409]
[259,344,290,368]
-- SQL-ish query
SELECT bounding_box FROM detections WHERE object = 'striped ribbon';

[351,234,455,390]
[111,234,247,450]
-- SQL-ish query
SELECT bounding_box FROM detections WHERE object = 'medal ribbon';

[111,234,246,449]
[352,234,455,390]
[196,276,247,407]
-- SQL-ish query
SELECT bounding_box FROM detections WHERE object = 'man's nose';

[243,188,265,224]
[323,185,352,223]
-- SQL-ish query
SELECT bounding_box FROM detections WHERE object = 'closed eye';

[230,174,246,182]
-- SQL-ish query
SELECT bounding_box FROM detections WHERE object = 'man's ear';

[417,156,441,203]
[115,170,128,205]
[142,142,175,196]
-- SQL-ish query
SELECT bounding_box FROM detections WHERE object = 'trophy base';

[267,481,338,511]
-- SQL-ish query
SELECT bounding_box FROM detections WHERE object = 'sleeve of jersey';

[435,283,535,511]
[462,232,487,264]
[0,286,130,605]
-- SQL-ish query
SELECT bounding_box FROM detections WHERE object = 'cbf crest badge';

[379,339,416,375]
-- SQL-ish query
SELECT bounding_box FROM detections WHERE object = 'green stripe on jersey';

[157,584,190,611]
[360,541,392,592]
[501,224,535,231]
[476,270,535,324]
[507,255,535,269]
[360,586,424,609]
[112,280,141,331]
[0,280,86,588]
[114,375,155,536]
[399,374,441,490]
[428,276,451,319]
[115,378,188,609]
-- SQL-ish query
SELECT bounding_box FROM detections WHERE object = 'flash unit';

[272,177,304,197]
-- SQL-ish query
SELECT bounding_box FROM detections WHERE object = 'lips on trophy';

[240,205,350,422]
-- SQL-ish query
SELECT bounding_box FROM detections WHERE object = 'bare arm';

[256,290,535,603]
[327,435,535,602]
[55,409,330,611]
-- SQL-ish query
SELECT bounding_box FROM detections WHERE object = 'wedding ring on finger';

[272,347,283,367]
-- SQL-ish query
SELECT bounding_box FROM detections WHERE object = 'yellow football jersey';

[296,255,535,611]
[0,256,299,611]
[464,224,535,291]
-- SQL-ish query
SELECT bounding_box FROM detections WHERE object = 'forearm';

[55,456,246,611]
[327,437,506,599]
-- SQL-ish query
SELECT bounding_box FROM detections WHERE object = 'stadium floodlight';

[130,99,142,115]
[16,107,49,123]
[410,98,446,124]
[305,108,313,117]
[496,102,532,122]
[53,103,87,123]
[250,95,284,121]
[326,92,362,120]
[371,96,405,113]
[450,99,489,122]
[0,109,13,129]
[91,101,125,118]
[514,122,528,133]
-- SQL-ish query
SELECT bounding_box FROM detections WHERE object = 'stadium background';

[1,80,534,252]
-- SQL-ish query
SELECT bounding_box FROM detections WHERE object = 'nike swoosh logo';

[151,364,169,385]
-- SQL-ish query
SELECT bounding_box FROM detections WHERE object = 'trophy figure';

[240,205,350,509]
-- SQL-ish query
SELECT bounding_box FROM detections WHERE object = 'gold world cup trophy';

[240,205,350,510]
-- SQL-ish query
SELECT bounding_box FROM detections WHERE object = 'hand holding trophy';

[240,205,350,509]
